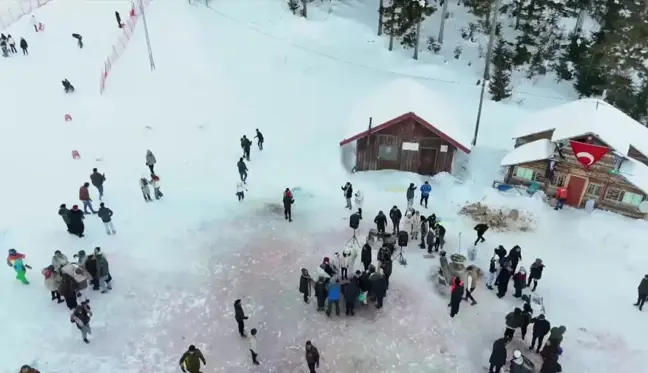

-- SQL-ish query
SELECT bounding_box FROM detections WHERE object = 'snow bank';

[513,99,648,158]
[344,78,472,149]
[500,138,555,166]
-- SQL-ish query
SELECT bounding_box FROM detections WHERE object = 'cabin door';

[419,148,438,176]
[566,175,587,207]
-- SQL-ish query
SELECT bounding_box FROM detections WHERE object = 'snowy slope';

[1,1,647,373]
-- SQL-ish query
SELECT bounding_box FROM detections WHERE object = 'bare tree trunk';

[388,10,396,51]
[378,0,384,36]
[574,9,586,34]
[301,0,307,18]
[514,1,522,29]
[438,0,449,44]
[413,18,422,60]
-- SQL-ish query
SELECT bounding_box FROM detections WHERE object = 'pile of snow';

[500,138,555,166]
[459,202,536,231]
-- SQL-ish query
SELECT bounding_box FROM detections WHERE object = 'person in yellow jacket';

[179,345,206,373]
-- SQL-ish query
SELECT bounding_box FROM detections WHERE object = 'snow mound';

[459,202,536,231]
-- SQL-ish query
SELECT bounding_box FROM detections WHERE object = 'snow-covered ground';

[1,0,647,372]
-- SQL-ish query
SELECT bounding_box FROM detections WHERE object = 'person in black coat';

[374,211,387,234]
[369,269,387,309]
[507,245,522,273]
[343,276,360,316]
[19,37,28,55]
[496,261,513,298]
[237,157,248,182]
[314,277,328,311]
[449,277,464,318]
[474,223,488,245]
[530,314,551,353]
[389,206,402,234]
[341,182,353,210]
[241,135,252,161]
[68,205,85,237]
[381,260,393,290]
[489,337,508,373]
[283,188,294,222]
[528,259,544,292]
[299,268,312,303]
[495,245,507,262]
[540,352,562,373]
[433,223,446,251]
[254,128,264,150]
[520,302,533,340]
[361,243,372,271]
[83,253,99,290]
[234,299,249,337]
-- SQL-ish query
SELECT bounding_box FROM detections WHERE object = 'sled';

[530,294,546,314]
[492,180,522,194]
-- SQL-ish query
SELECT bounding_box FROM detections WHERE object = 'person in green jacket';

[179,345,206,373]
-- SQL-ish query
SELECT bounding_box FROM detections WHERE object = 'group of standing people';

[1,32,29,57]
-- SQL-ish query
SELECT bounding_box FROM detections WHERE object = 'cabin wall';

[355,118,458,175]
[505,145,648,218]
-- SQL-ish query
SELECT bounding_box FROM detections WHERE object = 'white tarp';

[500,139,555,166]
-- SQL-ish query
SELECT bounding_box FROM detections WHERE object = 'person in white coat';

[336,251,350,280]
[140,177,152,202]
[347,246,359,273]
[30,15,39,32]
[236,181,247,202]
[410,211,421,239]
[7,35,16,53]
[354,189,364,218]
[52,250,69,273]
[486,254,499,290]
[464,265,478,305]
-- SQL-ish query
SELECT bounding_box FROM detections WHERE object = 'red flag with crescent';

[569,140,609,169]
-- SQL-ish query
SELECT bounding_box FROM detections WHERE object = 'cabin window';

[585,183,601,198]
[514,166,539,181]
[378,144,398,161]
[555,174,566,187]
[605,188,622,202]
[622,191,644,206]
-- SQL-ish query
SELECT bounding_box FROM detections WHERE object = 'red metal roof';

[339,112,471,153]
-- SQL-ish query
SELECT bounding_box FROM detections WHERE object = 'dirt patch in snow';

[459,202,536,232]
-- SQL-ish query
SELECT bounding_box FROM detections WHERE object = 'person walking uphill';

[474,223,489,245]
[90,168,106,200]
[406,183,417,210]
[241,135,252,161]
[145,150,156,173]
[254,128,264,150]
[305,341,320,373]
[79,183,97,214]
[283,188,294,222]
[59,203,72,232]
[634,274,648,311]
[179,345,207,373]
[420,181,431,208]
[237,157,248,183]
[234,299,249,337]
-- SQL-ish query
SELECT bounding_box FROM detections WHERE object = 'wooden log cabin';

[339,112,472,176]
[339,79,472,176]
[500,99,648,218]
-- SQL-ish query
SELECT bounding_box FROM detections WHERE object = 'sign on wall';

[402,142,420,151]
[440,145,448,153]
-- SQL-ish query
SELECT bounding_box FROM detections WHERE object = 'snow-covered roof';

[500,139,555,166]
[619,158,648,196]
[512,99,648,158]
[344,79,472,151]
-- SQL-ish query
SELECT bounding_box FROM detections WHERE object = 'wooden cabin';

[339,112,472,176]
[501,99,648,218]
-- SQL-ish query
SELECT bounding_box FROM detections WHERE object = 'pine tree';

[489,39,513,101]
[382,0,436,49]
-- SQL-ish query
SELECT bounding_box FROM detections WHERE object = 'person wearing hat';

[509,349,532,373]
[19,364,40,373]
[179,345,206,373]
[305,340,320,373]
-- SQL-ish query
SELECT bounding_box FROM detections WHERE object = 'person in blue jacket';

[420,181,432,208]
[326,278,341,317]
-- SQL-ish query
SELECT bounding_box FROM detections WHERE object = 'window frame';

[585,183,601,198]
[378,144,398,161]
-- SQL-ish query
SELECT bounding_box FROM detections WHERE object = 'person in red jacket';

[283,188,294,222]
[554,187,568,210]
[449,276,464,317]
[513,267,527,298]
[79,182,97,214]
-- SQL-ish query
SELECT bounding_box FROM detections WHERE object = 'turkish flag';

[569,140,609,168]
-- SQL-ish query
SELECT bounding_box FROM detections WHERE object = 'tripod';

[395,245,407,266]
[346,229,361,248]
